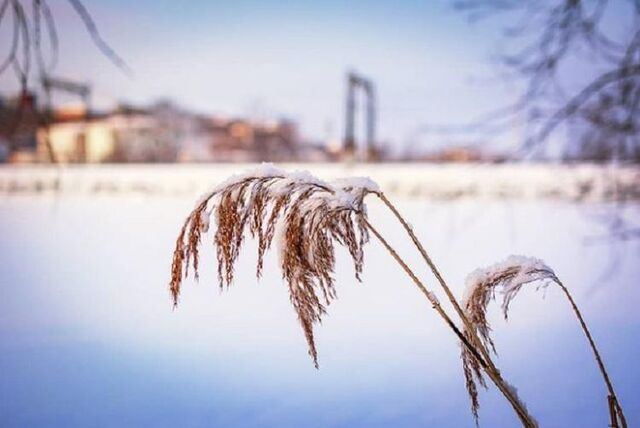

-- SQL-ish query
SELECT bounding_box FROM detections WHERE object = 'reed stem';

[370,193,538,427]
[362,218,486,366]
[373,191,625,428]
[374,192,488,351]
[363,217,537,428]
[557,282,627,428]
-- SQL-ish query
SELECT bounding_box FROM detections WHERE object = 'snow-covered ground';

[0,165,639,427]
[1,163,639,201]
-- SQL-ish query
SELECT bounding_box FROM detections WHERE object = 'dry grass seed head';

[170,195,214,307]
[170,167,373,368]
[460,255,557,423]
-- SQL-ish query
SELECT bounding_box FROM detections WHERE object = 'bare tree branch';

[529,64,640,148]
[67,0,132,76]
[446,0,640,162]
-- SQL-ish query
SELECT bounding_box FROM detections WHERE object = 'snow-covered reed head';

[460,255,558,422]
[170,164,379,368]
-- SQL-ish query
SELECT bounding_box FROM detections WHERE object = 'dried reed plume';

[170,165,536,427]
[170,165,375,368]
[461,255,627,428]
[169,166,538,427]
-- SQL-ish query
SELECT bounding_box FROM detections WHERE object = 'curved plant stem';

[556,281,627,428]
[374,192,482,340]
[363,217,537,428]
[373,191,625,427]
[370,192,537,427]
[362,218,486,366]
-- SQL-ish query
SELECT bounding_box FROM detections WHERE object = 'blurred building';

[1,92,327,163]
[42,107,307,163]
[0,92,40,163]
[199,117,298,162]
[39,103,184,163]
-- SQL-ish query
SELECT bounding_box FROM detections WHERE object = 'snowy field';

[1,163,639,201]
[1,164,639,427]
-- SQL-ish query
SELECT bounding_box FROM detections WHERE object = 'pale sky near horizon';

[0,0,635,154]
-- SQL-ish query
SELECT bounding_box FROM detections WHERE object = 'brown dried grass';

[461,257,626,428]
[170,168,627,428]
[170,171,371,368]
[460,258,555,423]
[168,168,541,427]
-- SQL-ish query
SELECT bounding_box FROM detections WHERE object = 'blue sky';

[0,0,634,152]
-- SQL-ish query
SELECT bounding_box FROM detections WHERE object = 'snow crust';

[332,176,380,193]
[210,162,285,194]
[212,164,380,202]
[3,163,638,203]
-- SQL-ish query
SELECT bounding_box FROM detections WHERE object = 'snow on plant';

[461,256,627,428]
[460,256,557,423]
[170,164,375,367]
[463,256,557,352]
[169,164,626,428]
[169,164,535,427]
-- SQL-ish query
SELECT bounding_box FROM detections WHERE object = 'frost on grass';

[170,164,380,368]
[460,255,557,423]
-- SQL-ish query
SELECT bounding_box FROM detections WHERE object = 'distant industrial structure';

[343,71,378,161]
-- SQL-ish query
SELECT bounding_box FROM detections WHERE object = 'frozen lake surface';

[1,167,639,427]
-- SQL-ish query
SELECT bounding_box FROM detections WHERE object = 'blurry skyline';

[0,0,635,153]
